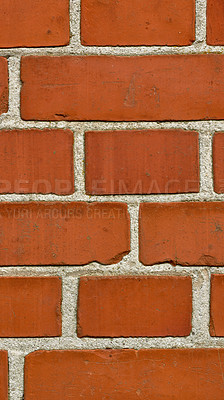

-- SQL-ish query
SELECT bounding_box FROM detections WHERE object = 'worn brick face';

[21,55,224,121]
[0,352,8,400]
[210,275,224,336]
[85,129,199,194]
[0,58,8,115]
[0,277,61,337]
[0,130,74,194]
[213,132,224,193]
[139,202,224,266]
[0,202,130,265]
[0,0,69,47]
[25,349,224,399]
[77,276,192,337]
[207,0,224,44]
[81,0,195,46]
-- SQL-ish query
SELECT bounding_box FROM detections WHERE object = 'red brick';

[0,130,74,195]
[0,58,8,115]
[210,274,224,336]
[0,202,130,265]
[21,55,224,121]
[25,349,224,399]
[0,0,69,47]
[139,202,224,266]
[81,0,195,46]
[207,0,224,45]
[213,132,224,193]
[85,129,199,194]
[0,277,61,337]
[77,276,192,337]
[0,352,7,400]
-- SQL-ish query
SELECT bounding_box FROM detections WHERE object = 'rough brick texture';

[81,0,195,46]
[210,274,224,336]
[207,0,224,45]
[139,202,224,266]
[77,276,192,337]
[213,132,224,193]
[0,58,8,115]
[0,202,130,265]
[85,129,199,194]
[0,130,74,194]
[0,277,61,337]
[0,352,8,400]
[21,55,224,121]
[0,0,69,47]
[2,1,224,398]
[25,349,224,399]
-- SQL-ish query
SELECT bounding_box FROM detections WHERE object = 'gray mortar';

[1,0,224,398]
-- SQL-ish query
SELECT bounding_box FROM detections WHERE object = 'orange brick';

[25,349,224,399]
[0,130,74,195]
[77,276,192,337]
[21,55,224,121]
[85,130,199,194]
[0,58,8,115]
[210,275,224,336]
[0,202,130,265]
[213,132,224,193]
[140,202,224,266]
[81,0,195,46]
[0,277,61,337]
[0,352,7,400]
[207,0,224,45]
[0,0,69,47]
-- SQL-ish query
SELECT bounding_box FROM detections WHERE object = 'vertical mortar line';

[8,350,25,400]
[74,127,86,197]
[62,276,79,338]
[7,56,21,122]
[70,0,82,48]
[73,278,79,338]
[195,0,207,45]
[191,268,211,345]
[127,203,140,267]
[198,127,214,196]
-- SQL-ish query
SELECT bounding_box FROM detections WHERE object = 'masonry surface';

[1,0,224,399]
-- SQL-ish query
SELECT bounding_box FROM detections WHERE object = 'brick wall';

[0,0,224,399]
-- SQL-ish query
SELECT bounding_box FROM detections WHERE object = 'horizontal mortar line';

[3,340,224,353]
[2,45,224,57]
[0,120,223,130]
[0,265,218,274]
[0,338,221,352]
[0,193,220,202]
[0,266,206,275]
[209,267,224,273]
